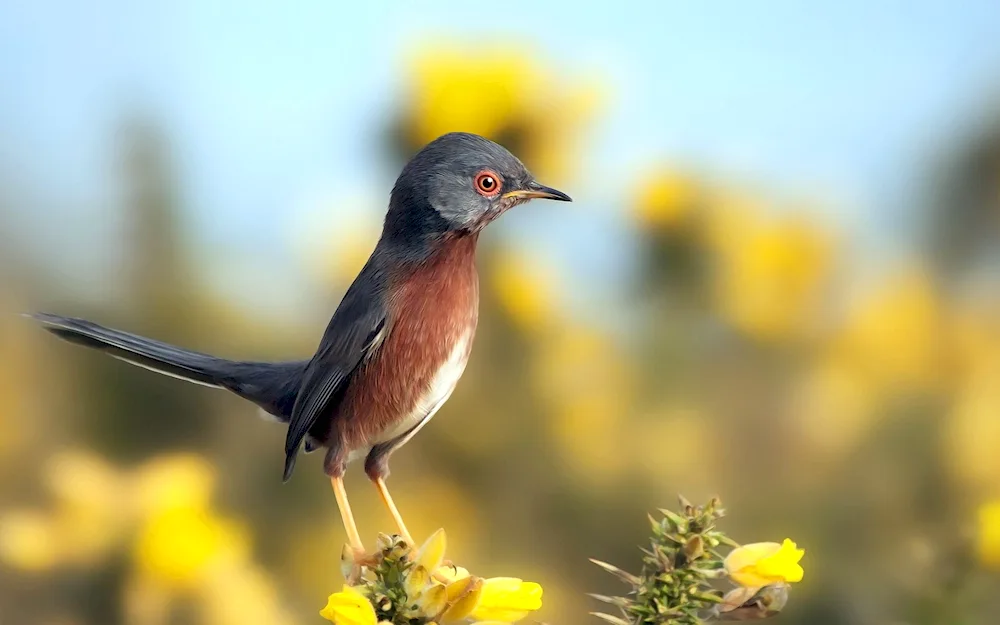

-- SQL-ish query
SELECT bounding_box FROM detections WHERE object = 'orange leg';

[374,477,414,545]
[331,476,364,553]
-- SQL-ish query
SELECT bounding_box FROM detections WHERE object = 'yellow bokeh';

[978,501,1000,569]
[491,249,560,334]
[0,509,59,572]
[633,170,701,230]
[712,207,833,341]
[945,359,1000,490]
[131,453,218,517]
[407,44,543,145]
[633,406,715,484]
[836,268,942,393]
[401,43,601,181]
[134,507,250,589]
[203,565,296,625]
[794,355,877,459]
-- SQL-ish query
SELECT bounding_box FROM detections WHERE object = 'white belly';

[347,330,472,462]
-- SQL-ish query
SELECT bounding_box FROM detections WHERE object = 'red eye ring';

[474,170,502,196]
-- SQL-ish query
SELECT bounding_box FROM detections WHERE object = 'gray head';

[384,132,570,240]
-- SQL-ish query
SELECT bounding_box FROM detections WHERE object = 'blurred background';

[2,1,1000,624]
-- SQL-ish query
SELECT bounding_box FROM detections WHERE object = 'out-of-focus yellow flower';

[633,170,700,230]
[945,359,1000,490]
[407,44,541,144]
[471,577,544,623]
[538,324,633,484]
[203,565,296,625]
[132,453,217,517]
[320,585,377,625]
[634,406,715,483]
[794,355,876,459]
[491,250,560,334]
[725,539,805,588]
[44,450,127,564]
[0,509,58,571]
[978,501,1000,569]
[712,207,833,341]
[401,43,601,181]
[134,508,249,589]
[45,450,123,510]
[837,268,941,392]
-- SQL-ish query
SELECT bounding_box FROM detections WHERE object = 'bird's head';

[386,132,571,238]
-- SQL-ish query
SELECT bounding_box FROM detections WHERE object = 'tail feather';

[29,313,306,420]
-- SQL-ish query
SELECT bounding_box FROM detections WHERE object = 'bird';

[30,131,571,558]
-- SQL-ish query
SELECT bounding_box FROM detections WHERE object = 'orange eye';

[474,170,501,196]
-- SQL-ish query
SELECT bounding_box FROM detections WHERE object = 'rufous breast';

[337,234,480,460]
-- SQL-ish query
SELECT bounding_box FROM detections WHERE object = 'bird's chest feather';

[337,235,479,451]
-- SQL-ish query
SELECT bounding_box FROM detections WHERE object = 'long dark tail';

[30,313,306,420]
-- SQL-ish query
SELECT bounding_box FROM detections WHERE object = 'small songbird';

[31,132,570,555]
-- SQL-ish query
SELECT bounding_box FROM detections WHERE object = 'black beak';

[502,180,572,202]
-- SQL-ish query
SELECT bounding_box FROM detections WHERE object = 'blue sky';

[3,1,1000,314]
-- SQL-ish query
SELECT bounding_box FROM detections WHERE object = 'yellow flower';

[131,453,217,517]
[0,509,58,571]
[399,43,600,181]
[320,585,377,625]
[441,575,484,622]
[426,562,541,622]
[134,508,249,588]
[413,528,448,573]
[712,207,833,341]
[44,450,127,564]
[945,361,1000,489]
[634,170,699,229]
[725,539,805,588]
[836,268,941,391]
[434,563,472,583]
[978,501,1000,568]
[471,577,543,623]
[406,529,448,599]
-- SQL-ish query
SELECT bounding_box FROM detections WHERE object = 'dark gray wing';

[283,259,389,481]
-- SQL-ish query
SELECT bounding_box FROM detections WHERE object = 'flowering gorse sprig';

[321,530,542,625]
[590,497,804,624]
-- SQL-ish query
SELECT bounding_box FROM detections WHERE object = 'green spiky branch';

[590,497,782,624]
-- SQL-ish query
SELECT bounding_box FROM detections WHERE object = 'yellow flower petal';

[434,563,471,583]
[405,564,431,598]
[441,575,483,623]
[320,585,377,625]
[417,583,448,618]
[725,539,805,588]
[471,577,543,622]
[413,529,448,573]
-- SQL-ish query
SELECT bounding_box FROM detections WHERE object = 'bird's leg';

[365,449,414,546]
[330,476,365,554]
[374,476,414,545]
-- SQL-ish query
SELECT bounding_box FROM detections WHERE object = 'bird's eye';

[474,170,501,196]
